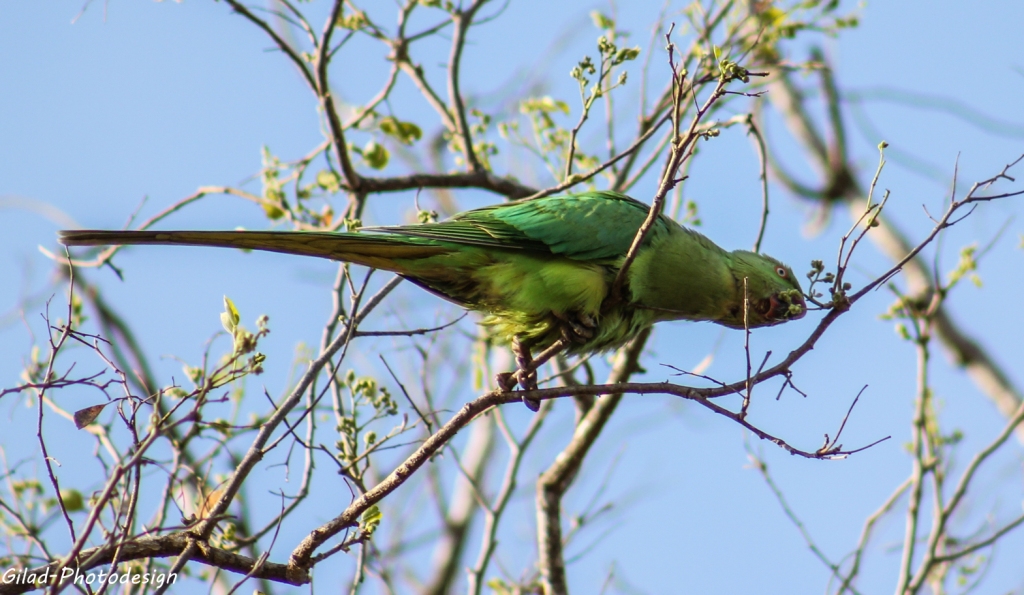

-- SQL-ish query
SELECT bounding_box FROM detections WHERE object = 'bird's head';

[722,251,807,329]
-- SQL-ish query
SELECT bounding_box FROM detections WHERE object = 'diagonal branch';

[221,0,318,93]
[0,533,308,595]
[767,58,1024,440]
[289,392,512,569]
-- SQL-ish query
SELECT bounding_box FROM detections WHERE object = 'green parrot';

[59,191,806,409]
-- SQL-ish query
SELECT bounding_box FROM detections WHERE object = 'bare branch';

[536,328,649,595]
[746,112,771,253]
[447,0,491,172]
[769,59,1024,441]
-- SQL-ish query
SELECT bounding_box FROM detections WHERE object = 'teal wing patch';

[371,191,675,261]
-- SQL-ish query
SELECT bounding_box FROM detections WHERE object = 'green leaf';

[379,116,422,145]
[167,386,189,399]
[362,141,389,170]
[336,9,367,30]
[60,489,85,512]
[520,96,570,115]
[360,504,382,535]
[184,365,203,384]
[486,578,514,595]
[760,7,787,26]
[221,296,240,334]
[316,170,341,192]
[261,201,285,220]
[895,323,910,341]
[612,46,641,64]
[590,10,614,30]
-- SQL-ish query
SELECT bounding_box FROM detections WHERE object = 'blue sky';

[2,1,1024,593]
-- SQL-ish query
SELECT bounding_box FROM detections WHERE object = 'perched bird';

[60,191,806,409]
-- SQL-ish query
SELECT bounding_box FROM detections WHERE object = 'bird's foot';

[495,368,539,406]
[495,371,517,392]
[515,369,539,411]
[554,311,598,345]
[493,366,540,395]
[511,336,540,411]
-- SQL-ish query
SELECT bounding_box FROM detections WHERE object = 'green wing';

[372,191,674,261]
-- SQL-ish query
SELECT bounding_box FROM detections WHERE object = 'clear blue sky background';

[2,1,1024,593]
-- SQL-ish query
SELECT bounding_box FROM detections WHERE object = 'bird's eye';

[775,266,787,278]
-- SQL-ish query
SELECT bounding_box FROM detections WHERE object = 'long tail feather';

[58,230,449,272]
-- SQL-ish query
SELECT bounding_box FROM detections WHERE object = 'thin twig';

[746,113,771,253]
